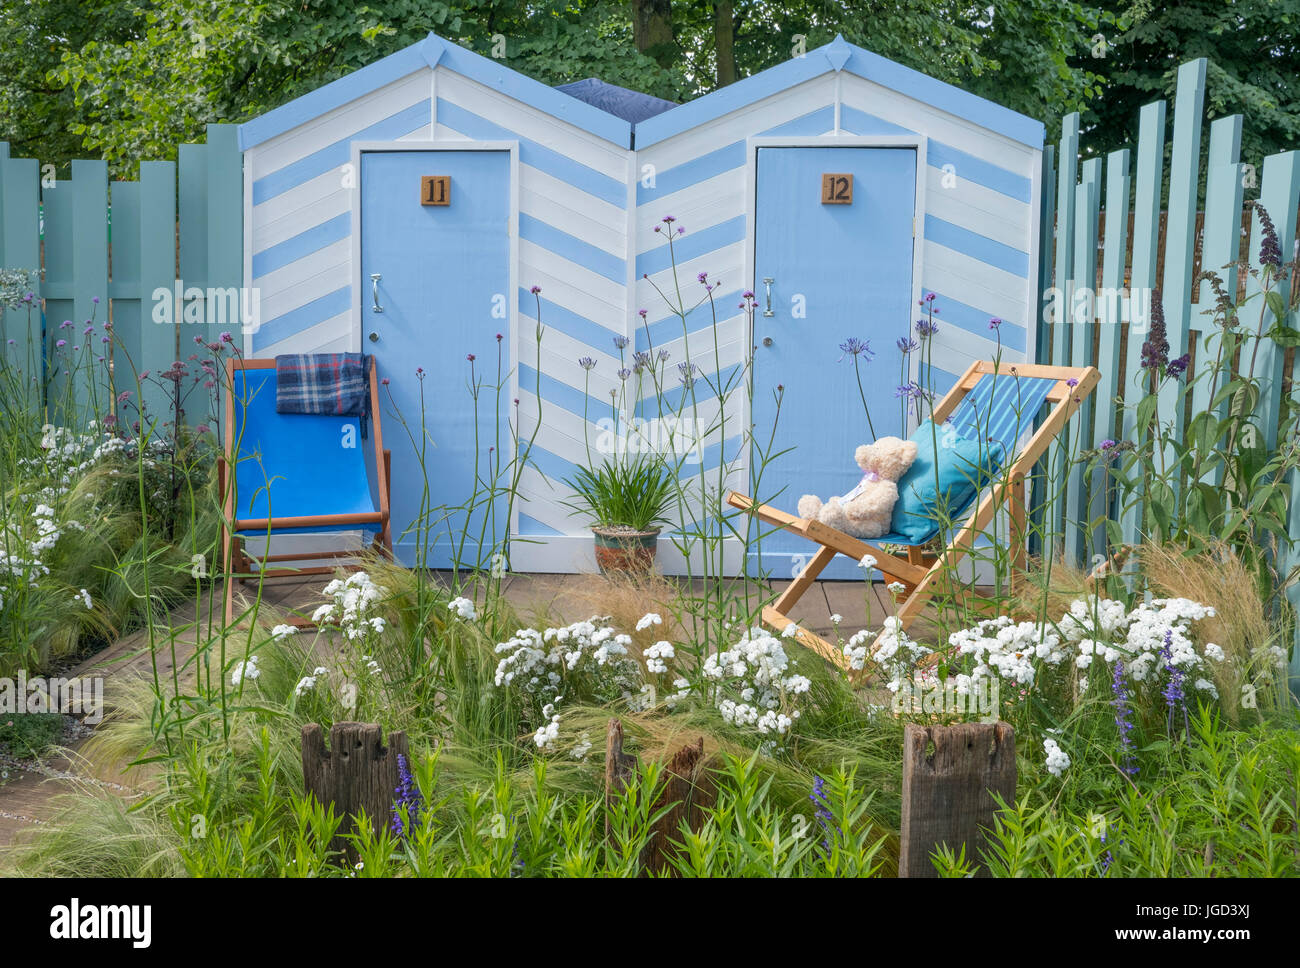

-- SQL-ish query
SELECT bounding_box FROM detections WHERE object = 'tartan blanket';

[275,353,369,416]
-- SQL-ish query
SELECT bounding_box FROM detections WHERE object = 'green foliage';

[5,0,1113,178]
[1079,0,1300,195]
[0,712,64,758]
[562,453,678,531]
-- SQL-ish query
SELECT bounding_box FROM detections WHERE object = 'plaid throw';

[275,353,369,416]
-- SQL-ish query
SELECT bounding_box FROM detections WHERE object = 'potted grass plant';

[563,452,676,574]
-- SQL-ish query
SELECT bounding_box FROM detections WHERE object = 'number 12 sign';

[821,173,853,204]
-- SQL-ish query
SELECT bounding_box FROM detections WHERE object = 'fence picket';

[1158,60,1207,478]
[1088,148,1130,554]
[0,152,42,412]
[1117,100,1168,548]
[141,162,179,421]
[1047,114,1080,556]
[1189,118,1245,487]
[1064,159,1100,565]
[1248,152,1300,452]
[1028,145,1057,560]
[71,161,110,422]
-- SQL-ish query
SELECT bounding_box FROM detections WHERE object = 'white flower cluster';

[635,612,662,631]
[643,640,675,674]
[448,596,477,621]
[231,655,260,686]
[1057,597,1222,688]
[844,616,932,690]
[1043,737,1071,778]
[294,665,330,697]
[493,617,643,754]
[946,596,1228,703]
[703,627,809,735]
[312,572,387,640]
[949,616,1066,687]
[494,618,637,690]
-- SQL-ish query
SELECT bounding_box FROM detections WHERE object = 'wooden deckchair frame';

[219,356,393,626]
[727,360,1100,670]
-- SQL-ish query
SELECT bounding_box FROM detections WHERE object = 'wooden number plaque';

[821,173,853,204]
[421,175,450,206]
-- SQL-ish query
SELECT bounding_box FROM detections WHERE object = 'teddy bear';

[796,437,918,538]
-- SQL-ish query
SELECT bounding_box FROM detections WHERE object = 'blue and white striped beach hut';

[237,32,1044,576]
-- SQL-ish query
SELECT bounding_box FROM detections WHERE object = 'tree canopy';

[0,0,1296,181]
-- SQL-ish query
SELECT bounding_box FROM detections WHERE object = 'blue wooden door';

[751,146,917,580]
[360,149,510,569]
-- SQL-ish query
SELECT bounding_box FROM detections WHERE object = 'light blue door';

[360,149,510,569]
[751,146,917,580]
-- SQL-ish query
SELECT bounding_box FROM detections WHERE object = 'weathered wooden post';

[899,721,1016,877]
[604,718,712,874]
[302,722,408,860]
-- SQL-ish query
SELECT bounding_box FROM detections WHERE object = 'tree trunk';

[632,0,677,69]
[714,1,736,87]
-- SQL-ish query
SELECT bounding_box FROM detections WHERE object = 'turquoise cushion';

[890,420,1004,544]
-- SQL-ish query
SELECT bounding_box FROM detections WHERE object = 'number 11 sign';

[821,173,852,204]
[421,175,450,206]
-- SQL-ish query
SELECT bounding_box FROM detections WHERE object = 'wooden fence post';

[301,721,408,860]
[899,721,1016,877]
[604,717,712,874]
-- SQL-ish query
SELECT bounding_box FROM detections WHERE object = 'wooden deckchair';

[727,360,1099,669]
[219,357,393,626]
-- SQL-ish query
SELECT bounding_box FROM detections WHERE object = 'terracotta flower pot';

[592,525,660,575]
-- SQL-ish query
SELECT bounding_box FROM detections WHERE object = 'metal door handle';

[762,277,774,317]
[370,273,383,313]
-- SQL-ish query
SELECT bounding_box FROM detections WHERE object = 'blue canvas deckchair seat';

[220,358,392,625]
[727,361,1099,671]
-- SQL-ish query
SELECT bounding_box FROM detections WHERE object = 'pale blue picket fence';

[1038,57,1300,684]
[0,124,242,421]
